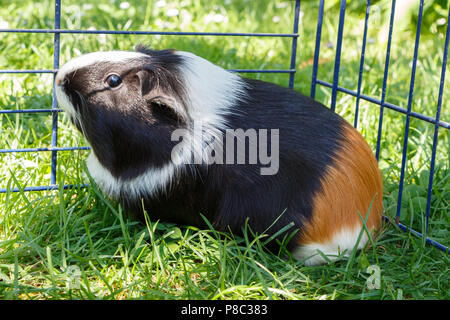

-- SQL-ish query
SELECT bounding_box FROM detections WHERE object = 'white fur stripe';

[55,51,147,85]
[86,153,179,200]
[177,50,247,127]
[292,227,370,266]
[55,85,77,123]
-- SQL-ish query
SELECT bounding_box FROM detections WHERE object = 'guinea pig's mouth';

[55,83,85,130]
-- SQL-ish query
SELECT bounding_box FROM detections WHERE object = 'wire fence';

[0,0,448,253]
[311,0,449,253]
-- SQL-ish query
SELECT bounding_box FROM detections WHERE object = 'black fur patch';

[128,78,346,250]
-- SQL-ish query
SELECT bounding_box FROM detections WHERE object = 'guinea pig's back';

[228,78,383,264]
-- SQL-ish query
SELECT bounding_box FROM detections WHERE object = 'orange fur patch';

[299,122,383,245]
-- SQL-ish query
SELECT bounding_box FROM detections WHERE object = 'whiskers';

[71,89,89,139]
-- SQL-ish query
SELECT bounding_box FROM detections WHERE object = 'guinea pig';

[55,45,383,265]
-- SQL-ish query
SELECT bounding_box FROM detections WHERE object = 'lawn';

[0,0,448,300]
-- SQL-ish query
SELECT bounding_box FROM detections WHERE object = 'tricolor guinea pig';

[55,45,383,265]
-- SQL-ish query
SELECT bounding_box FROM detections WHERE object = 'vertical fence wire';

[375,0,396,161]
[353,0,371,129]
[50,0,61,185]
[310,0,324,99]
[330,0,346,112]
[288,0,301,89]
[425,5,450,233]
[395,0,424,224]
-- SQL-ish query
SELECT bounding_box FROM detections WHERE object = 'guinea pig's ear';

[135,69,155,96]
[135,69,186,121]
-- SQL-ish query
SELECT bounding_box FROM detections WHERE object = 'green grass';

[0,0,449,300]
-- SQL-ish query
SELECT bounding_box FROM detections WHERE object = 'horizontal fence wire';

[311,0,449,253]
[0,147,90,154]
[0,28,299,37]
[0,69,56,74]
[314,80,450,129]
[0,109,64,114]
[0,68,296,74]
[0,184,89,194]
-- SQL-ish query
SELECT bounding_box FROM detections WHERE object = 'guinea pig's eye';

[105,74,122,88]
